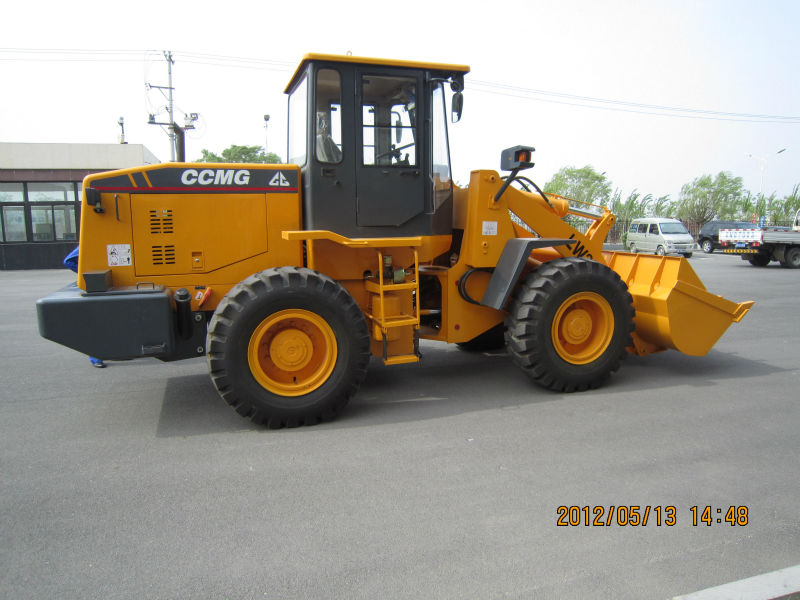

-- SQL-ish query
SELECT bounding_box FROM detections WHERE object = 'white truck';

[719,209,800,268]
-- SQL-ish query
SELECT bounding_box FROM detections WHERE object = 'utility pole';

[165,51,175,161]
[146,50,195,161]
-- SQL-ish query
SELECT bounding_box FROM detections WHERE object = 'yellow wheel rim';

[247,309,337,396]
[551,292,614,364]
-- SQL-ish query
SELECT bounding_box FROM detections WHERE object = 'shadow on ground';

[154,340,784,437]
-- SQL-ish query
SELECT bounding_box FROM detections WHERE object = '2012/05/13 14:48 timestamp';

[555,505,749,527]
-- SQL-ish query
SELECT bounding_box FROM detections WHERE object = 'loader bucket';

[603,252,754,356]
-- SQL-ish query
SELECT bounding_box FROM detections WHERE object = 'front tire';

[207,267,370,428]
[701,239,714,254]
[655,245,666,256]
[504,258,635,392]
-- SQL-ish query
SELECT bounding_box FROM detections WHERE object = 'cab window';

[431,82,452,209]
[288,75,308,166]
[361,75,417,167]
[315,69,342,164]
[649,224,658,234]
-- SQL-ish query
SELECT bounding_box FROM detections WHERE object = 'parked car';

[697,220,757,254]
[627,217,694,257]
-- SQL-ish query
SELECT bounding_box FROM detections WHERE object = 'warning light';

[500,145,535,171]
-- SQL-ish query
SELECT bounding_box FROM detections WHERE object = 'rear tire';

[779,246,800,269]
[207,267,370,428]
[505,258,635,392]
[628,243,637,253]
[701,239,714,254]
[748,254,770,267]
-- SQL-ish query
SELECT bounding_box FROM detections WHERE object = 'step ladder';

[364,250,420,365]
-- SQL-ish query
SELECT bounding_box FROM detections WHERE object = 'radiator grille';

[149,209,174,234]
[152,245,176,265]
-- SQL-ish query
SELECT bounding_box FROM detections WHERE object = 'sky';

[2,0,798,204]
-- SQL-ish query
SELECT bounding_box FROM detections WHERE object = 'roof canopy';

[284,53,470,93]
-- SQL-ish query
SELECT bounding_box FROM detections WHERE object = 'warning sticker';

[107,244,132,267]
[482,221,498,236]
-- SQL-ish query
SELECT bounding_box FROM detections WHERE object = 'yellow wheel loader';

[37,54,754,427]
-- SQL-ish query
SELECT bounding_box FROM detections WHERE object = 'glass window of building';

[28,182,76,203]
[2,206,27,242]
[0,182,24,203]
[27,182,78,241]
[0,183,26,242]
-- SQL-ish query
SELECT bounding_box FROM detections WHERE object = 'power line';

[2,48,798,124]
[470,84,800,124]
[179,51,294,68]
[470,79,799,122]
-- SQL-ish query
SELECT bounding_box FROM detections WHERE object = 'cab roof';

[284,53,470,93]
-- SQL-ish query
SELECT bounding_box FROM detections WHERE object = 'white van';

[627,217,694,257]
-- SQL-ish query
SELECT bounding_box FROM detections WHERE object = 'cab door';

[355,68,425,227]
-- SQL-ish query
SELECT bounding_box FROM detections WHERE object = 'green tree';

[544,165,612,206]
[609,189,652,244]
[737,191,756,223]
[675,171,744,231]
[610,189,652,225]
[767,185,800,225]
[648,195,673,217]
[197,144,282,164]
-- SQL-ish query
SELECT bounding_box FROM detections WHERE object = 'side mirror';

[451,92,463,123]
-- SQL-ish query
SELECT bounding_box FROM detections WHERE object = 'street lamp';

[118,116,126,144]
[748,148,786,195]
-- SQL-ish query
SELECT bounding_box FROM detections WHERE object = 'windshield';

[660,223,689,234]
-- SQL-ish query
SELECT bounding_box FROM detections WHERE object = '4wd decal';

[567,233,593,260]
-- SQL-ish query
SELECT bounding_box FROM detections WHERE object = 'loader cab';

[285,54,469,238]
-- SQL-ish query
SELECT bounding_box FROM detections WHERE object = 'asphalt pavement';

[1,252,799,599]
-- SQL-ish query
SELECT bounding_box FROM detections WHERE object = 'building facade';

[0,143,159,269]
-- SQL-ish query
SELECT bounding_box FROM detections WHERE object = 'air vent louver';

[149,209,174,234]
[152,245,176,265]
